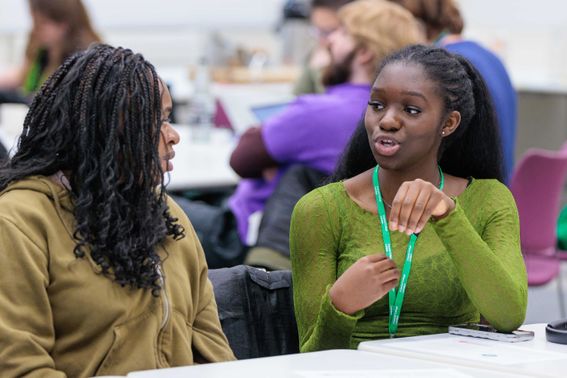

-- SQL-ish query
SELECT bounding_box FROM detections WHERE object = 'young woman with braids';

[0,44,234,376]
[290,45,527,352]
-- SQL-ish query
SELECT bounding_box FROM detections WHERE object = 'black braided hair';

[330,44,503,182]
[0,44,185,295]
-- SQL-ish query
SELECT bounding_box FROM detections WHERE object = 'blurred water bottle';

[189,57,215,142]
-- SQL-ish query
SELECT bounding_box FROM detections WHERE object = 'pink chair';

[510,142,567,317]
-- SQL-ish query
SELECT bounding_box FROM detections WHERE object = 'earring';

[442,131,446,136]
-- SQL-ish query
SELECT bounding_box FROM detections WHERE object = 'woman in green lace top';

[290,45,527,352]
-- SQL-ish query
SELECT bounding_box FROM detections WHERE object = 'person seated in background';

[0,0,101,102]
[176,0,423,269]
[293,0,355,95]
[388,0,517,183]
[0,44,234,377]
[291,45,527,351]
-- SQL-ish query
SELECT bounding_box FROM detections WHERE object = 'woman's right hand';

[329,253,400,315]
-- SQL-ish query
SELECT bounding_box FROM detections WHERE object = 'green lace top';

[290,178,527,352]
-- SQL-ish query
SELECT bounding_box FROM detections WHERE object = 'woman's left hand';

[388,179,455,235]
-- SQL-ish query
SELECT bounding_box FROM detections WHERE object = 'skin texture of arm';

[0,64,27,90]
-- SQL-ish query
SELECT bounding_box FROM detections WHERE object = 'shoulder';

[165,195,199,241]
[262,94,333,129]
[267,85,367,123]
[0,181,59,229]
[296,182,343,207]
[467,178,512,197]
[0,182,63,253]
[293,182,345,221]
[164,196,206,267]
[462,178,517,213]
[166,195,190,223]
[446,41,509,73]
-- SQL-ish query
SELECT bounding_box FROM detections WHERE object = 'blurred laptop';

[213,83,294,135]
[250,103,289,123]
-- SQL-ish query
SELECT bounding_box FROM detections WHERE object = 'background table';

[0,109,240,192]
[0,103,27,155]
[165,125,239,191]
[358,323,567,377]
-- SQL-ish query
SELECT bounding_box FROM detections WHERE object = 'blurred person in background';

[388,0,517,183]
[0,0,101,103]
[176,0,424,269]
[293,0,356,95]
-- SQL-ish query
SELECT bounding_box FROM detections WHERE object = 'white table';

[127,349,524,378]
[358,324,567,377]
[0,103,27,154]
[165,125,239,191]
[0,109,240,191]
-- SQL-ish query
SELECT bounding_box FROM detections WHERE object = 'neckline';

[339,177,477,216]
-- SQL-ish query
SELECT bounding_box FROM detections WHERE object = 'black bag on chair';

[256,164,327,257]
[0,142,7,161]
[208,265,299,359]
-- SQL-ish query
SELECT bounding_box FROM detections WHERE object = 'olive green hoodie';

[0,176,235,377]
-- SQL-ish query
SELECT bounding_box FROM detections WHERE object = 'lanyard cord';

[372,165,444,337]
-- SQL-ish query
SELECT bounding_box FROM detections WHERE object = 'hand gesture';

[329,253,399,315]
[389,179,455,235]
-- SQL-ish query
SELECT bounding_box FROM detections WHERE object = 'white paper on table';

[388,338,567,365]
[295,368,472,378]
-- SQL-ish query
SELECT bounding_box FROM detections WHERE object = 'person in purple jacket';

[389,0,517,183]
[178,0,423,268]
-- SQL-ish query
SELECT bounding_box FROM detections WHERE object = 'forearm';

[0,65,25,90]
[432,201,527,331]
[290,189,360,352]
[230,127,278,178]
[297,286,362,352]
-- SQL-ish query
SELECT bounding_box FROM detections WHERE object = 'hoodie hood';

[1,175,74,213]
[0,175,108,274]
[1,175,77,249]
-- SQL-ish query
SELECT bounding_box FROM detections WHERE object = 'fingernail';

[398,225,405,233]
[406,229,413,236]
[390,221,397,230]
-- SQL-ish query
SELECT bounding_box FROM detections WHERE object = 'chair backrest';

[510,142,567,254]
[256,164,327,256]
[0,140,7,161]
[208,265,299,360]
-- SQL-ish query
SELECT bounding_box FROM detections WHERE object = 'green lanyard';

[372,165,444,337]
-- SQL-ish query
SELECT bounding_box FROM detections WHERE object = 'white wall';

[0,0,288,68]
[458,0,567,87]
[1,0,567,87]
[0,0,285,31]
